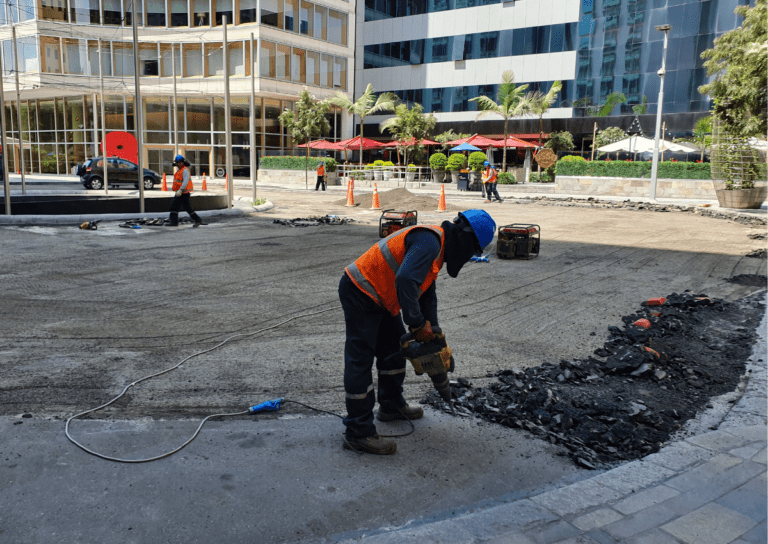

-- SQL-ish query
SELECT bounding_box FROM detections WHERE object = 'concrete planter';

[450,171,460,184]
[555,176,719,199]
[432,169,446,183]
[326,172,339,185]
[714,187,768,209]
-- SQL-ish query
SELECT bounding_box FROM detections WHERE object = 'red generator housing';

[379,209,418,238]
[496,224,540,259]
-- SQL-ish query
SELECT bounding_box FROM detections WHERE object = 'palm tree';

[523,81,563,173]
[469,70,528,173]
[326,84,398,166]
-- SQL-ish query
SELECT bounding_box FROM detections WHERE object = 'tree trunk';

[305,144,310,190]
[502,118,509,173]
[537,115,543,175]
[358,114,365,167]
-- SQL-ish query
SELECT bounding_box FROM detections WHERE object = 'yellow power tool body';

[399,326,456,414]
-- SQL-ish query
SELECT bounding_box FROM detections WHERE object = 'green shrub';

[324,157,337,172]
[260,155,324,171]
[383,161,395,167]
[364,164,375,170]
[349,170,365,178]
[429,152,448,170]
[559,155,587,163]
[497,172,516,184]
[554,159,713,179]
[373,160,385,167]
[447,153,467,171]
[407,163,417,172]
[468,151,487,171]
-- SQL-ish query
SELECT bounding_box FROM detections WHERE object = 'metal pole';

[98,38,108,194]
[591,122,597,161]
[650,25,671,200]
[250,33,256,203]
[661,121,666,162]
[131,0,145,213]
[172,43,178,160]
[91,93,98,157]
[223,16,233,209]
[11,23,25,194]
[0,38,10,214]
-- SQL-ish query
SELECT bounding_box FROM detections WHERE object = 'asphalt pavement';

[0,175,765,544]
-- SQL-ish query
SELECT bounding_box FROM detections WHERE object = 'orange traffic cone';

[371,183,381,210]
[345,177,356,207]
[225,173,228,190]
[162,173,168,191]
[436,183,447,212]
[202,173,207,191]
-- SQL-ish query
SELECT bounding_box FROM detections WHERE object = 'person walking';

[482,161,502,203]
[168,155,204,227]
[339,210,496,454]
[315,160,326,191]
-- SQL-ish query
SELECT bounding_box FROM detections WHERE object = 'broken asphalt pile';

[272,215,354,227]
[425,289,765,470]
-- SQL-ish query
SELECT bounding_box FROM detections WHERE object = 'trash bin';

[457,172,469,191]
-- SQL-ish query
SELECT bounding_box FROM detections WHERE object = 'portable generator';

[496,224,540,259]
[379,209,418,238]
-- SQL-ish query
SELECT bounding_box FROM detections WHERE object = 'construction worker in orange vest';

[168,155,204,227]
[339,210,496,454]
[315,160,326,191]
[482,161,502,203]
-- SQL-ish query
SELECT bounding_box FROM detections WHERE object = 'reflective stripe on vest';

[345,225,445,316]
[172,166,194,193]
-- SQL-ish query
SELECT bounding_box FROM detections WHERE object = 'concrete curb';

[334,299,768,544]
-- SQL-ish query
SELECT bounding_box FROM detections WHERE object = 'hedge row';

[260,155,324,171]
[555,159,712,180]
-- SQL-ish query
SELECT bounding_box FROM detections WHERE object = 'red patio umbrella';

[382,137,440,147]
[490,137,537,148]
[444,134,500,148]
[297,139,339,149]
[336,136,387,149]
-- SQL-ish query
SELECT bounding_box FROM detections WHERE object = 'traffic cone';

[345,177,356,207]
[371,183,381,210]
[436,184,447,212]
[225,173,228,190]
[202,173,207,191]
[161,173,168,191]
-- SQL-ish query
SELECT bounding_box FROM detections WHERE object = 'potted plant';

[324,157,338,185]
[406,163,418,183]
[468,151,487,190]
[447,153,466,184]
[710,119,767,209]
[429,152,447,183]
[383,160,395,180]
[373,160,385,181]
[364,164,375,180]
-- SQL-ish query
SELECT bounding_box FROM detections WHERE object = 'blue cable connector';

[248,398,284,413]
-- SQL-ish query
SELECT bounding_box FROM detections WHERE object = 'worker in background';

[482,161,502,203]
[315,160,326,191]
[339,210,496,454]
[168,155,204,227]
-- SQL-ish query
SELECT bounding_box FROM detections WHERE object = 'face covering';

[441,220,481,278]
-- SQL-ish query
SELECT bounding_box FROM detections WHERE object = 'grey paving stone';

[730,443,765,460]
[665,454,743,491]
[481,532,538,544]
[531,481,623,517]
[641,442,716,471]
[602,504,678,540]
[590,460,677,495]
[550,537,601,544]
[738,519,767,544]
[347,520,476,544]
[661,503,757,544]
[721,412,768,428]
[583,528,620,544]
[731,398,768,416]
[752,446,767,465]
[456,499,560,540]
[626,527,685,544]
[523,520,581,543]
[725,426,767,443]
[571,508,624,531]
[613,484,681,515]
[685,430,749,452]
[715,472,768,522]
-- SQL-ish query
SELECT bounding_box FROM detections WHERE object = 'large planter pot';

[450,171,459,184]
[406,172,416,183]
[383,170,393,181]
[432,169,446,183]
[373,170,383,181]
[714,187,767,209]
[325,172,338,186]
[365,171,373,180]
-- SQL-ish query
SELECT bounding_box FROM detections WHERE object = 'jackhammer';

[399,326,457,415]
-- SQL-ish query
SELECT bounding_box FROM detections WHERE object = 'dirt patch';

[272,215,354,227]
[425,288,765,469]
[335,187,460,212]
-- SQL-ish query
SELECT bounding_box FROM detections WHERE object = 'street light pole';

[131,0,145,213]
[649,24,671,200]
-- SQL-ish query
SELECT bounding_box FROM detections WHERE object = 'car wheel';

[89,177,104,190]
[143,177,155,190]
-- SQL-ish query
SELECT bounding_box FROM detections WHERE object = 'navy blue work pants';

[338,273,407,438]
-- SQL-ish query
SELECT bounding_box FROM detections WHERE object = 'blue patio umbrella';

[450,142,481,152]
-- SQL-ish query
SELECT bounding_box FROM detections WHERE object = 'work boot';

[166,213,179,226]
[484,199,491,203]
[377,404,424,422]
[343,434,396,455]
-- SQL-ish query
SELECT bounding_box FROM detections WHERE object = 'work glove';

[175,190,182,197]
[400,326,454,376]
[410,320,434,343]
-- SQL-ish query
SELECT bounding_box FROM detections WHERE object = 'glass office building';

[0,0,354,176]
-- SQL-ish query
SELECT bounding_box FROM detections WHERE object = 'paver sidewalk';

[335,310,767,544]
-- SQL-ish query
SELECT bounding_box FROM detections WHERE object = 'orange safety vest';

[172,166,194,193]
[483,167,497,183]
[317,164,325,176]
[345,226,445,316]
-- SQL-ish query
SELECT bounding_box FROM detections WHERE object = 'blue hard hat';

[174,154,185,163]
[458,209,496,250]
[484,161,490,166]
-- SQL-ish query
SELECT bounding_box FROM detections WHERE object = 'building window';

[41,37,62,74]
[161,44,180,76]
[207,43,224,76]
[328,10,347,45]
[320,53,332,87]
[88,40,111,76]
[103,0,121,24]
[140,44,159,75]
[313,5,327,40]
[229,42,244,75]
[72,0,100,24]
[40,0,69,22]
[299,0,313,34]
[333,57,346,89]
[184,44,203,76]
[146,0,166,25]
[306,50,319,85]
[113,43,135,76]
[291,47,306,83]
[260,40,276,78]
[285,0,298,30]
[124,0,143,26]
[239,0,256,23]
[171,0,188,25]
[261,0,282,27]
[193,0,209,26]
[62,39,84,74]
[215,0,233,24]
[275,43,290,80]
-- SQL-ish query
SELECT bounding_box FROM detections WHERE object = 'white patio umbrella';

[597,136,691,154]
